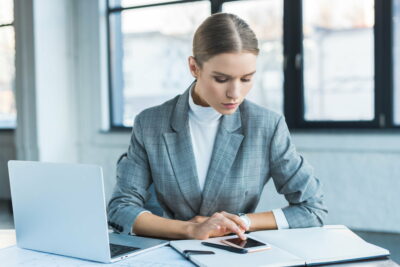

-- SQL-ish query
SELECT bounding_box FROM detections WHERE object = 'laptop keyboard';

[110,243,140,258]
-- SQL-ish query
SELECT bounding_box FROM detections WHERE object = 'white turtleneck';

[188,85,289,230]
[188,87,222,191]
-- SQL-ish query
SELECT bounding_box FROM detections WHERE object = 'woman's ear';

[188,56,200,78]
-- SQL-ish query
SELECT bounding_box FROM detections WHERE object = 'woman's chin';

[217,107,239,115]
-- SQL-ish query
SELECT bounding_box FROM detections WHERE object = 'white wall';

[11,0,400,234]
[33,0,78,163]
[257,133,400,233]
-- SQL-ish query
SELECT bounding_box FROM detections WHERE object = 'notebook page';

[251,225,390,265]
[170,236,305,267]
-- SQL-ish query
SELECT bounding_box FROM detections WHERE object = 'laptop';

[7,160,169,263]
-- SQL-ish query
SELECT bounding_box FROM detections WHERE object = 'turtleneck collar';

[188,82,222,125]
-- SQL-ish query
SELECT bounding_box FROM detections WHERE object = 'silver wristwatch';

[237,213,251,229]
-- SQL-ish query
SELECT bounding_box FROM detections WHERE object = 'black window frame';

[107,0,399,130]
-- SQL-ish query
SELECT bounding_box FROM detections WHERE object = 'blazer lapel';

[163,85,202,214]
[200,108,244,215]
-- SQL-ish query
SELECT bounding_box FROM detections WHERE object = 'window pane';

[394,0,400,125]
[0,26,16,128]
[303,0,374,121]
[0,0,13,25]
[109,0,178,9]
[109,2,210,127]
[223,0,284,115]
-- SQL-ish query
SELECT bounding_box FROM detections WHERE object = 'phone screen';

[223,237,266,248]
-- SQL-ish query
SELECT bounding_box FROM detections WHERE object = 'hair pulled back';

[193,13,259,67]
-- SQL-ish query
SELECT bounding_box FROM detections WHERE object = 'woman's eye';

[214,77,229,83]
[241,78,251,82]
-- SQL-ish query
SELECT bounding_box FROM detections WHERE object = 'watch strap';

[237,213,251,229]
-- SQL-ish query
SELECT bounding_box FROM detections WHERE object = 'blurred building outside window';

[222,0,284,115]
[108,0,398,129]
[303,0,375,121]
[0,0,16,129]
[109,1,210,127]
[394,0,400,125]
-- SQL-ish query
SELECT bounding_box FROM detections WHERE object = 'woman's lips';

[222,103,238,109]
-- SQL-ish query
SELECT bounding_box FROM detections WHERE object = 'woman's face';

[189,52,257,115]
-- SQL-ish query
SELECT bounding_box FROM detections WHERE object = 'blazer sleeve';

[107,115,152,234]
[269,115,328,228]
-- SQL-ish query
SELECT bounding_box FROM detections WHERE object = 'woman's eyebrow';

[211,71,256,77]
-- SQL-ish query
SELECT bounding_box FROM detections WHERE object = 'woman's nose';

[226,82,241,100]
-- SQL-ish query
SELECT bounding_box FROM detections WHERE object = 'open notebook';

[170,225,390,267]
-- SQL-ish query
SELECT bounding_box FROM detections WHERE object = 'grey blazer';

[107,85,327,234]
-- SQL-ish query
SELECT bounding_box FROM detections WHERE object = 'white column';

[14,0,78,163]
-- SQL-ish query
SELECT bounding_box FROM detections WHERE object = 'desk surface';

[0,230,398,267]
[0,229,16,249]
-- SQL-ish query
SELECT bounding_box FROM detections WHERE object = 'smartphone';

[221,236,271,253]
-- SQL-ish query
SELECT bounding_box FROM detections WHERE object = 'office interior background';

[0,0,399,262]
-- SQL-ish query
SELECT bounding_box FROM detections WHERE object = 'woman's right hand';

[187,212,247,240]
[188,215,208,223]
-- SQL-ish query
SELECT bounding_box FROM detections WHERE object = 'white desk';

[0,229,193,266]
[0,245,195,267]
[0,230,398,267]
[0,229,16,249]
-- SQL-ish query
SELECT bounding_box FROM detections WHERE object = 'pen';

[201,242,248,254]
[183,250,215,258]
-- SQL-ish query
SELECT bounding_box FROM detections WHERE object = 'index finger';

[219,216,247,240]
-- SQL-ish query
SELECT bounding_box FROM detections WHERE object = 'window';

[109,0,175,8]
[223,0,284,114]
[0,0,16,129]
[284,0,396,128]
[108,0,210,127]
[394,0,400,125]
[303,0,374,121]
[107,0,399,130]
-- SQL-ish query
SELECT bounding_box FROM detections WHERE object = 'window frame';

[106,0,399,130]
[106,0,210,130]
[285,0,396,130]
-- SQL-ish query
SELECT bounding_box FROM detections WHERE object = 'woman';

[108,13,327,240]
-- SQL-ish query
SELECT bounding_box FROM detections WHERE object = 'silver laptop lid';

[8,160,111,262]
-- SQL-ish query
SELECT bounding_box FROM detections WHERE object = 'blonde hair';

[193,13,259,67]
